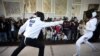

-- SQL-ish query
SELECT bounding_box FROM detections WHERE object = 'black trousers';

[11,37,45,56]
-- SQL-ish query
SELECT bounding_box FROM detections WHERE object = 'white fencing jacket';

[83,17,97,39]
[18,17,63,39]
[85,18,97,33]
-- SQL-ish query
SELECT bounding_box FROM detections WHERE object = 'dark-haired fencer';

[73,9,98,56]
[11,11,63,56]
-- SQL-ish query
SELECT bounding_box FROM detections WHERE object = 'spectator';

[77,20,85,39]
[0,17,7,42]
[70,17,79,41]
[62,17,70,40]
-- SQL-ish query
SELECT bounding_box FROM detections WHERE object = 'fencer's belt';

[24,37,37,45]
[63,28,69,30]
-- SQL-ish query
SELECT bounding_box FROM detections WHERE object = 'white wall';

[1,0,24,20]
[0,0,5,16]
[0,0,100,20]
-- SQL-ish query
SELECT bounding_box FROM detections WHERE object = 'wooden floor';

[0,43,100,56]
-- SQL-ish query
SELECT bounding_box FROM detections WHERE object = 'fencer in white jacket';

[11,11,63,56]
[73,9,97,56]
[18,16,63,43]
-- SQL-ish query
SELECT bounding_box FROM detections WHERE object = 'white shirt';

[18,17,63,39]
[11,24,14,31]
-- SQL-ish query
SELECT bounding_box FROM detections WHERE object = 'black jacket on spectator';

[70,20,79,30]
[62,21,70,29]
[0,18,6,32]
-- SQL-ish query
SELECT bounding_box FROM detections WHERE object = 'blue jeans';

[0,32,7,42]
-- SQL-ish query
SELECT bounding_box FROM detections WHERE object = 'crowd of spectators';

[0,16,27,42]
[45,17,79,41]
[0,16,100,43]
